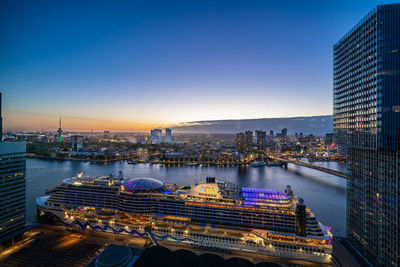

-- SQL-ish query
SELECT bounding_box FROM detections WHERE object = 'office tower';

[281,128,287,138]
[245,131,253,147]
[165,128,172,143]
[71,135,83,151]
[0,142,26,250]
[299,132,303,138]
[150,129,162,144]
[255,130,266,151]
[268,130,274,142]
[235,132,247,154]
[0,94,26,250]
[333,4,400,266]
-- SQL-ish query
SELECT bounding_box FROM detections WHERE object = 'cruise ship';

[36,175,332,264]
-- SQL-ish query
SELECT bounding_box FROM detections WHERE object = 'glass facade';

[333,4,400,266]
[0,142,26,245]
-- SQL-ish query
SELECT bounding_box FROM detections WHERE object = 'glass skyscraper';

[333,4,400,266]
[0,141,26,250]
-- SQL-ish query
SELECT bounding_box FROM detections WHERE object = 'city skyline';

[2,0,399,131]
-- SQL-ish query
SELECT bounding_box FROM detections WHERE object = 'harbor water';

[26,159,346,236]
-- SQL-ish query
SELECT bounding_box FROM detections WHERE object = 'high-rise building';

[255,130,266,151]
[268,130,274,142]
[165,128,172,143]
[150,129,162,144]
[245,131,253,147]
[71,135,83,151]
[0,93,26,251]
[0,142,26,249]
[333,4,400,266]
[236,132,247,154]
[281,128,287,138]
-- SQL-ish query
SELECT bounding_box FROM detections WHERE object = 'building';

[0,94,26,250]
[255,130,266,151]
[0,142,26,251]
[325,133,333,146]
[71,135,83,151]
[281,128,287,138]
[236,132,247,154]
[15,133,47,143]
[165,128,172,143]
[150,129,162,144]
[245,131,253,147]
[236,131,253,154]
[332,237,372,267]
[333,4,400,266]
[268,130,274,142]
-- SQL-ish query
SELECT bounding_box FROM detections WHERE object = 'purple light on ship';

[242,187,289,201]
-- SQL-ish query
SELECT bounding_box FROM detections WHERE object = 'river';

[26,159,346,236]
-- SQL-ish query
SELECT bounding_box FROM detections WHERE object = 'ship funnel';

[296,198,306,237]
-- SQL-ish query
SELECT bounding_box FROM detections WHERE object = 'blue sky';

[1,0,398,131]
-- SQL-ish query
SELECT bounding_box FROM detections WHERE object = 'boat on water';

[250,161,266,167]
[266,161,282,167]
[36,175,332,264]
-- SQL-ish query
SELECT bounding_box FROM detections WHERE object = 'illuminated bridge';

[268,156,348,179]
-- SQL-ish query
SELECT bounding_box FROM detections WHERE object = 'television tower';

[57,118,63,142]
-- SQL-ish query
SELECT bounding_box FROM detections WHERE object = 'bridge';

[268,156,348,179]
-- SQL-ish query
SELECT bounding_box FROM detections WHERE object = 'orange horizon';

[4,110,174,132]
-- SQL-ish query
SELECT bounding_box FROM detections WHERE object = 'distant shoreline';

[26,154,121,163]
